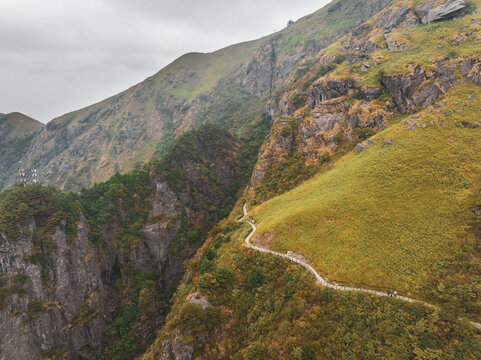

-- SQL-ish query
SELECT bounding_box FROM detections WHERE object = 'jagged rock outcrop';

[415,0,466,24]
[265,102,276,126]
[459,57,481,85]
[309,78,383,109]
[309,78,355,108]
[376,6,413,29]
[382,61,456,111]
[160,331,195,360]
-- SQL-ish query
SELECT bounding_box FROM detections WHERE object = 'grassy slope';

[248,0,481,299]
[252,81,481,296]
[143,188,481,359]
[28,39,265,190]
[158,41,264,100]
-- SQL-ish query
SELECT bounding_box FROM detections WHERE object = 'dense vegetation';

[0,185,81,271]
[144,219,481,359]
[80,169,153,250]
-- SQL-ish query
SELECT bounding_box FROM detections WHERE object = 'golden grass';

[251,82,481,296]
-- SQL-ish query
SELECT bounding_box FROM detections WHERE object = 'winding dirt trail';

[239,204,481,330]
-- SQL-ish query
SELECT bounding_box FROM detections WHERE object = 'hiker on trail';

[394,290,397,297]
[387,289,391,297]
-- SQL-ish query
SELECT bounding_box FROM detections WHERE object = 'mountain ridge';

[0,0,392,192]
[3,0,481,358]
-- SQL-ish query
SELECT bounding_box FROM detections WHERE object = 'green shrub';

[213,235,230,249]
[178,303,206,331]
[199,248,216,274]
[10,274,27,285]
[186,229,200,244]
[246,342,267,360]
[280,127,291,138]
[353,127,375,141]
[245,268,264,289]
[333,54,346,64]
[40,348,67,359]
[27,301,45,314]
[319,151,331,164]
[198,273,218,292]
[26,253,44,264]
[71,305,96,326]
[291,93,308,109]
[215,268,233,287]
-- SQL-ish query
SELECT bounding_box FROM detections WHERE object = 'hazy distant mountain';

[0,112,44,187]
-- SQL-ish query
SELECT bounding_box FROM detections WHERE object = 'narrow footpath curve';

[239,204,481,330]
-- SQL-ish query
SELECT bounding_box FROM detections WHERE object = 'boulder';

[459,57,481,85]
[360,64,371,72]
[355,139,376,152]
[415,0,466,24]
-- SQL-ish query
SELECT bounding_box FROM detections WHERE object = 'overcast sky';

[0,0,329,123]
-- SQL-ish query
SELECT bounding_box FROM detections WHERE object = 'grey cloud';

[0,0,328,122]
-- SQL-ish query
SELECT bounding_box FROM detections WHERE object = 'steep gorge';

[0,125,244,359]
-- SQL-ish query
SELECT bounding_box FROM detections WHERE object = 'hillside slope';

[143,0,481,358]
[0,112,44,188]
[0,0,392,192]
[247,0,481,320]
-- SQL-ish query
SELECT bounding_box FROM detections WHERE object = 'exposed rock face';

[355,86,382,101]
[160,331,195,360]
[382,62,456,112]
[309,78,355,108]
[0,128,242,359]
[415,0,466,24]
[311,112,343,132]
[0,220,110,360]
[459,57,481,85]
[265,102,276,126]
[376,6,412,29]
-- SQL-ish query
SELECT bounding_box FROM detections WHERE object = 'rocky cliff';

[0,125,243,359]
